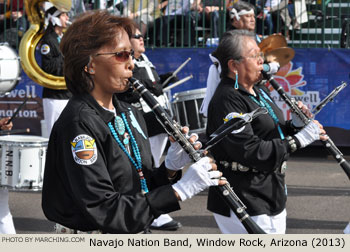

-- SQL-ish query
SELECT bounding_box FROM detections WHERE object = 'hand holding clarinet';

[291,101,328,148]
[262,71,350,179]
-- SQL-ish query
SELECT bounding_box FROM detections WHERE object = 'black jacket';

[116,54,166,137]
[40,28,71,99]
[42,93,180,233]
[206,77,297,217]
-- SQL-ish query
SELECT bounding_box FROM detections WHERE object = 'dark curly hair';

[60,10,134,95]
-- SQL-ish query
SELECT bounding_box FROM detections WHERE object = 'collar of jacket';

[78,93,130,123]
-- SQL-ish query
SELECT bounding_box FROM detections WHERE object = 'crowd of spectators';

[0,0,310,49]
[0,0,25,48]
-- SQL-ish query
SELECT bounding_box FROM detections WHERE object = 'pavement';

[7,149,350,234]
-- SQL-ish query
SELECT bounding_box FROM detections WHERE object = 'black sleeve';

[133,65,164,97]
[40,33,64,76]
[284,119,302,135]
[142,78,164,97]
[149,162,182,186]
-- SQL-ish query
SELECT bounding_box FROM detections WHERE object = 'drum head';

[0,44,21,94]
[173,88,207,102]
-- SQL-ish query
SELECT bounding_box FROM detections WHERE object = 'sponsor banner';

[147,48,350,146]
[0,70,43,136]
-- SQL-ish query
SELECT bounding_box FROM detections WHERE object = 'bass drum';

[172,88,207,134]
[0,43,21,94]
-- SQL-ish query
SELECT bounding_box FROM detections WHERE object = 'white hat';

[230,8,254,21]
[45,6,64,27]
[44,2,54,11]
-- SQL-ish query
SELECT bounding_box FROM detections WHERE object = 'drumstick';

[0,128,30,136]
[162,57,191,87]
[163,75,193,92]
[6,96,29,125]
[173,57,191,76]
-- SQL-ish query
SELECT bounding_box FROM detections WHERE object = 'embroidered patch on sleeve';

[40,44,50,55]
[224,112,246,134]
[70,134,97,165]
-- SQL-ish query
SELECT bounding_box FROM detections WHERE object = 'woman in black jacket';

[42,10,223,234]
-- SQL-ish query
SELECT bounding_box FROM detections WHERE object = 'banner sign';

[0,70,43,136]
[147,48,350,146]
[1,48,349,145]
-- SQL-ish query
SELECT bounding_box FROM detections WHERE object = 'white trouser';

[149,133,173,226]
[213,208,287,234]
[0,188,16,234]
[344,222,350,234]
[43,98,69,137]
[148,133,168,168]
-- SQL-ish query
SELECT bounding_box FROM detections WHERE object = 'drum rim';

[0,135,49,146]
[172,88,206,102]
[173,88,207,96]
[0,185,43,192]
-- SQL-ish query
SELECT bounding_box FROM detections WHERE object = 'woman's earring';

[90,69,94,74]
[234,71,239,90]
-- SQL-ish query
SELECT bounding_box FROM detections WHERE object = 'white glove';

[294,121,320,148]
[172,157,221,201]
[165,133,201,171]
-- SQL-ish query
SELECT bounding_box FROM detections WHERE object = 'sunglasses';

[132,34,143,39]
[95,49,134,62]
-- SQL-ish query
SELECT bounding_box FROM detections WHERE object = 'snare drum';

[0,43,21,94]
[172,88,207,134]
[0,135,48,191]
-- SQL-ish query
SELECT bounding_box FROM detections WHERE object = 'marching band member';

[42,10,222,234]
[116,26,181,231]
[200,1,280,117]
[0,117,15,234]
[206,29,327,234]
[40,4,71,137]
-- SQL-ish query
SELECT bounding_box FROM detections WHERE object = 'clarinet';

[262,71,350,180]
[129,77,266,234]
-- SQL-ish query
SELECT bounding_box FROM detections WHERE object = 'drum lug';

[39,148,45,158]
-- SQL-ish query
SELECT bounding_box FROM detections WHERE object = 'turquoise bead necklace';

[250,88,285,140]
[108,112,149,194]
